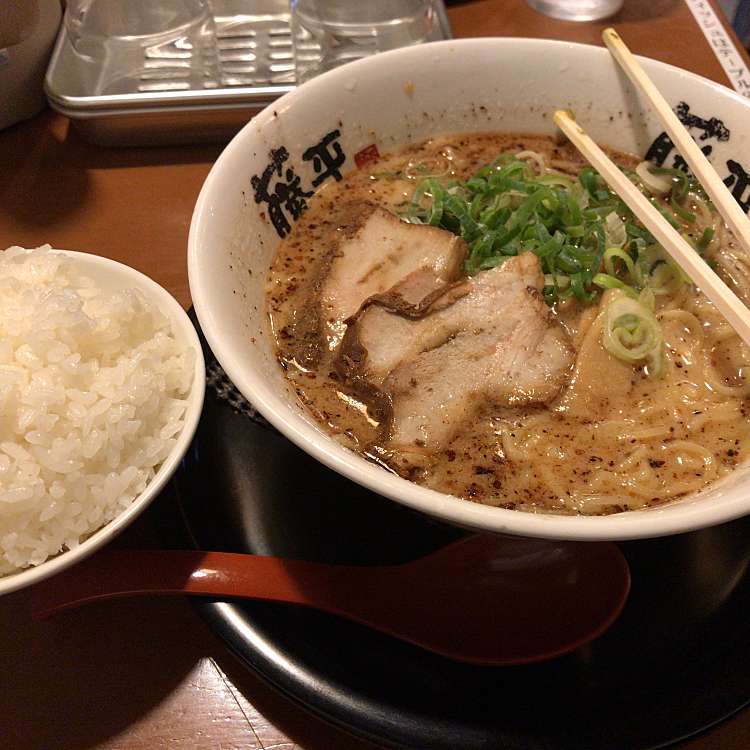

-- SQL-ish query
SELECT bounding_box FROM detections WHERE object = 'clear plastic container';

[526,0,624,21]
[64,0,218,94]
[291,0,437,83]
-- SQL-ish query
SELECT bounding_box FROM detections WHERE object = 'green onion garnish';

[603,290,664,376]
[400,152,713,377]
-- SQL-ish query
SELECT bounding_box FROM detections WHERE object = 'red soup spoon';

[32,534,630,666]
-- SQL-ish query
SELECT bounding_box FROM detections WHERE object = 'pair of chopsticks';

[554,28,750,347]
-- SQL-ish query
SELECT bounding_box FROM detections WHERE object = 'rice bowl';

[0,246,204,595]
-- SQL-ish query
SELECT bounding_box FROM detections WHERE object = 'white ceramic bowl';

[0,249,205,595]
[189,38,750,541]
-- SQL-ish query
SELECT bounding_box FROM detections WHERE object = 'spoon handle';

[31,549,388,619]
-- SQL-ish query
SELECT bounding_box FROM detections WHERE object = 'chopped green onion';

[635,162,672,196]
[670,194,696,223]
[604,212,627,248]
[592,273,639,298]
[603,291,665,376]
[650,167,690,203]
[603,247,636,279]
[400,148,715,377]
[696,227,715,253]
[544,273,571,288]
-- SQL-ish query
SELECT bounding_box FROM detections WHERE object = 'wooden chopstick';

[553,110,750,349]
[602,27,750,257]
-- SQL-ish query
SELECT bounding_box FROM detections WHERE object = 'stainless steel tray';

[45,0,452,146]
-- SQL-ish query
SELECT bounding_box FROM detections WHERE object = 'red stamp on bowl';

[355,144,380,169]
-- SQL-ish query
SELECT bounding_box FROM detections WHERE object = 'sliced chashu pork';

[339,253,546,384]
[337,279,471,384]
[280,205,467,368]
[385,255,573,457]
[321,207,467,346]
[336,253,574,468]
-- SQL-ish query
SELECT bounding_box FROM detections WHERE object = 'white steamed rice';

[0,246,195,575]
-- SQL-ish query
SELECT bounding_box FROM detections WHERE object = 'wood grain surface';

[2,1,750,748]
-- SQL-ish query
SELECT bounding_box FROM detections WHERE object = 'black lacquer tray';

[156,316,750,750]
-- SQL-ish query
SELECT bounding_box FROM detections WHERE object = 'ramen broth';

[266,133,750,515]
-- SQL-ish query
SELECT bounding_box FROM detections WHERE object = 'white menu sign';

[685,0,750,99]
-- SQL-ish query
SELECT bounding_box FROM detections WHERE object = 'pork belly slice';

[363,253,574,463]
[321,207,467,342]
[280,206,466,369]
[340,252,543,384]
[386,317,573,456]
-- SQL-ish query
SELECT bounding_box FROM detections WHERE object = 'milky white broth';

[266,133,750,515]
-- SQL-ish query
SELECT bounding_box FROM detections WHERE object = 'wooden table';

[2,2,749,748]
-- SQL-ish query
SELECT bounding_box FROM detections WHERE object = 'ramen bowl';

[188,38,750,541]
